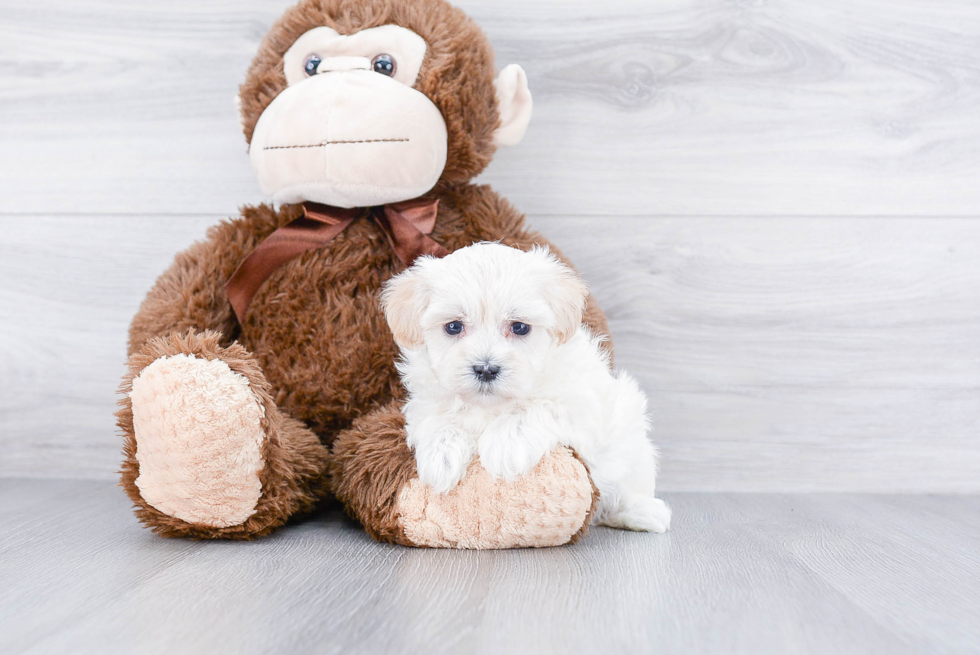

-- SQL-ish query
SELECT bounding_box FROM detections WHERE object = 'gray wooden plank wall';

[1,0,978,491]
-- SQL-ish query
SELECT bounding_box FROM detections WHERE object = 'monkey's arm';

[127,204,294,355]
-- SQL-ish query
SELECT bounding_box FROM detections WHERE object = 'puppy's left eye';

[510,322,531,336]
[445,321,463,336]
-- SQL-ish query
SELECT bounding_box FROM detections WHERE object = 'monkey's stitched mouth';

[264,138,410,151]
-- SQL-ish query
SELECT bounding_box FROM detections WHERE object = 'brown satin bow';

[225,197,447,323]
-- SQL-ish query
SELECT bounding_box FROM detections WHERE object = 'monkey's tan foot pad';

[129,354,266,528]
[395,446,597,549]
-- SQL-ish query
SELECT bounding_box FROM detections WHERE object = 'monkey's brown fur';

[119,0,610,542]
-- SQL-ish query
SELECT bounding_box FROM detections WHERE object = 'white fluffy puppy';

[382,242,671,532]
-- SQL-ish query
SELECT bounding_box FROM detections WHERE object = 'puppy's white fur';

[382,243,670,532]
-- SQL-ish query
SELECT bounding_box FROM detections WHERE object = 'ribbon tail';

[225,206,358,323]
[377,201,448,267]
[224,199,445,324]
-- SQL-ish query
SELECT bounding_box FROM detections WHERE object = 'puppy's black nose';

[472,363,500,383]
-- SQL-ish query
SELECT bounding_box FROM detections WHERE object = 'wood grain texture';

[1,480,978,654]
[1,0,979,216]
[542,215,980,492]
[2,0,979,491]
[0,215,218,479]
[2,214,977,491]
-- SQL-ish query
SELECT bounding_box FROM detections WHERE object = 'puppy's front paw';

[604,496,672,533]
[478,415,550,481]
[413,430,473,494]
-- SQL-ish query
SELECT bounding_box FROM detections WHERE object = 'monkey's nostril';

[472,363,500,382]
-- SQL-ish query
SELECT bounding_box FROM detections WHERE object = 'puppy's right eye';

[445,321,463,336]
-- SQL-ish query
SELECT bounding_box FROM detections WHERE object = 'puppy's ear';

[543,255,589,345]
[381,268,427,349]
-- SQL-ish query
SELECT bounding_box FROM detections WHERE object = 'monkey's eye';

[511,322,531,336]
[445,321,463,336]
[371,54,396,77]
[303,54,322,77]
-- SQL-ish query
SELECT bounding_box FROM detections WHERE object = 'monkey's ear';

[381,268,427,350]
[493,64,533,147]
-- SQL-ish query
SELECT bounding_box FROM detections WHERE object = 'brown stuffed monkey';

[118,0,610,548]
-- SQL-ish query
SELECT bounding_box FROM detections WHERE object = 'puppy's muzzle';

[472,362,500,383]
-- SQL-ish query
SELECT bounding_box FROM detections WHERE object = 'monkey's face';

[241,0,533,210]
[250,26,448,208]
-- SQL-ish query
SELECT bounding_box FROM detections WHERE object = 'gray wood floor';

[2,479,978,655]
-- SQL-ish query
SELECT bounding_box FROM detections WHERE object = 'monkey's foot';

[118,331,330,539]
[396,447,597,548]
[331,403,599,549]
[129,353,266,528]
